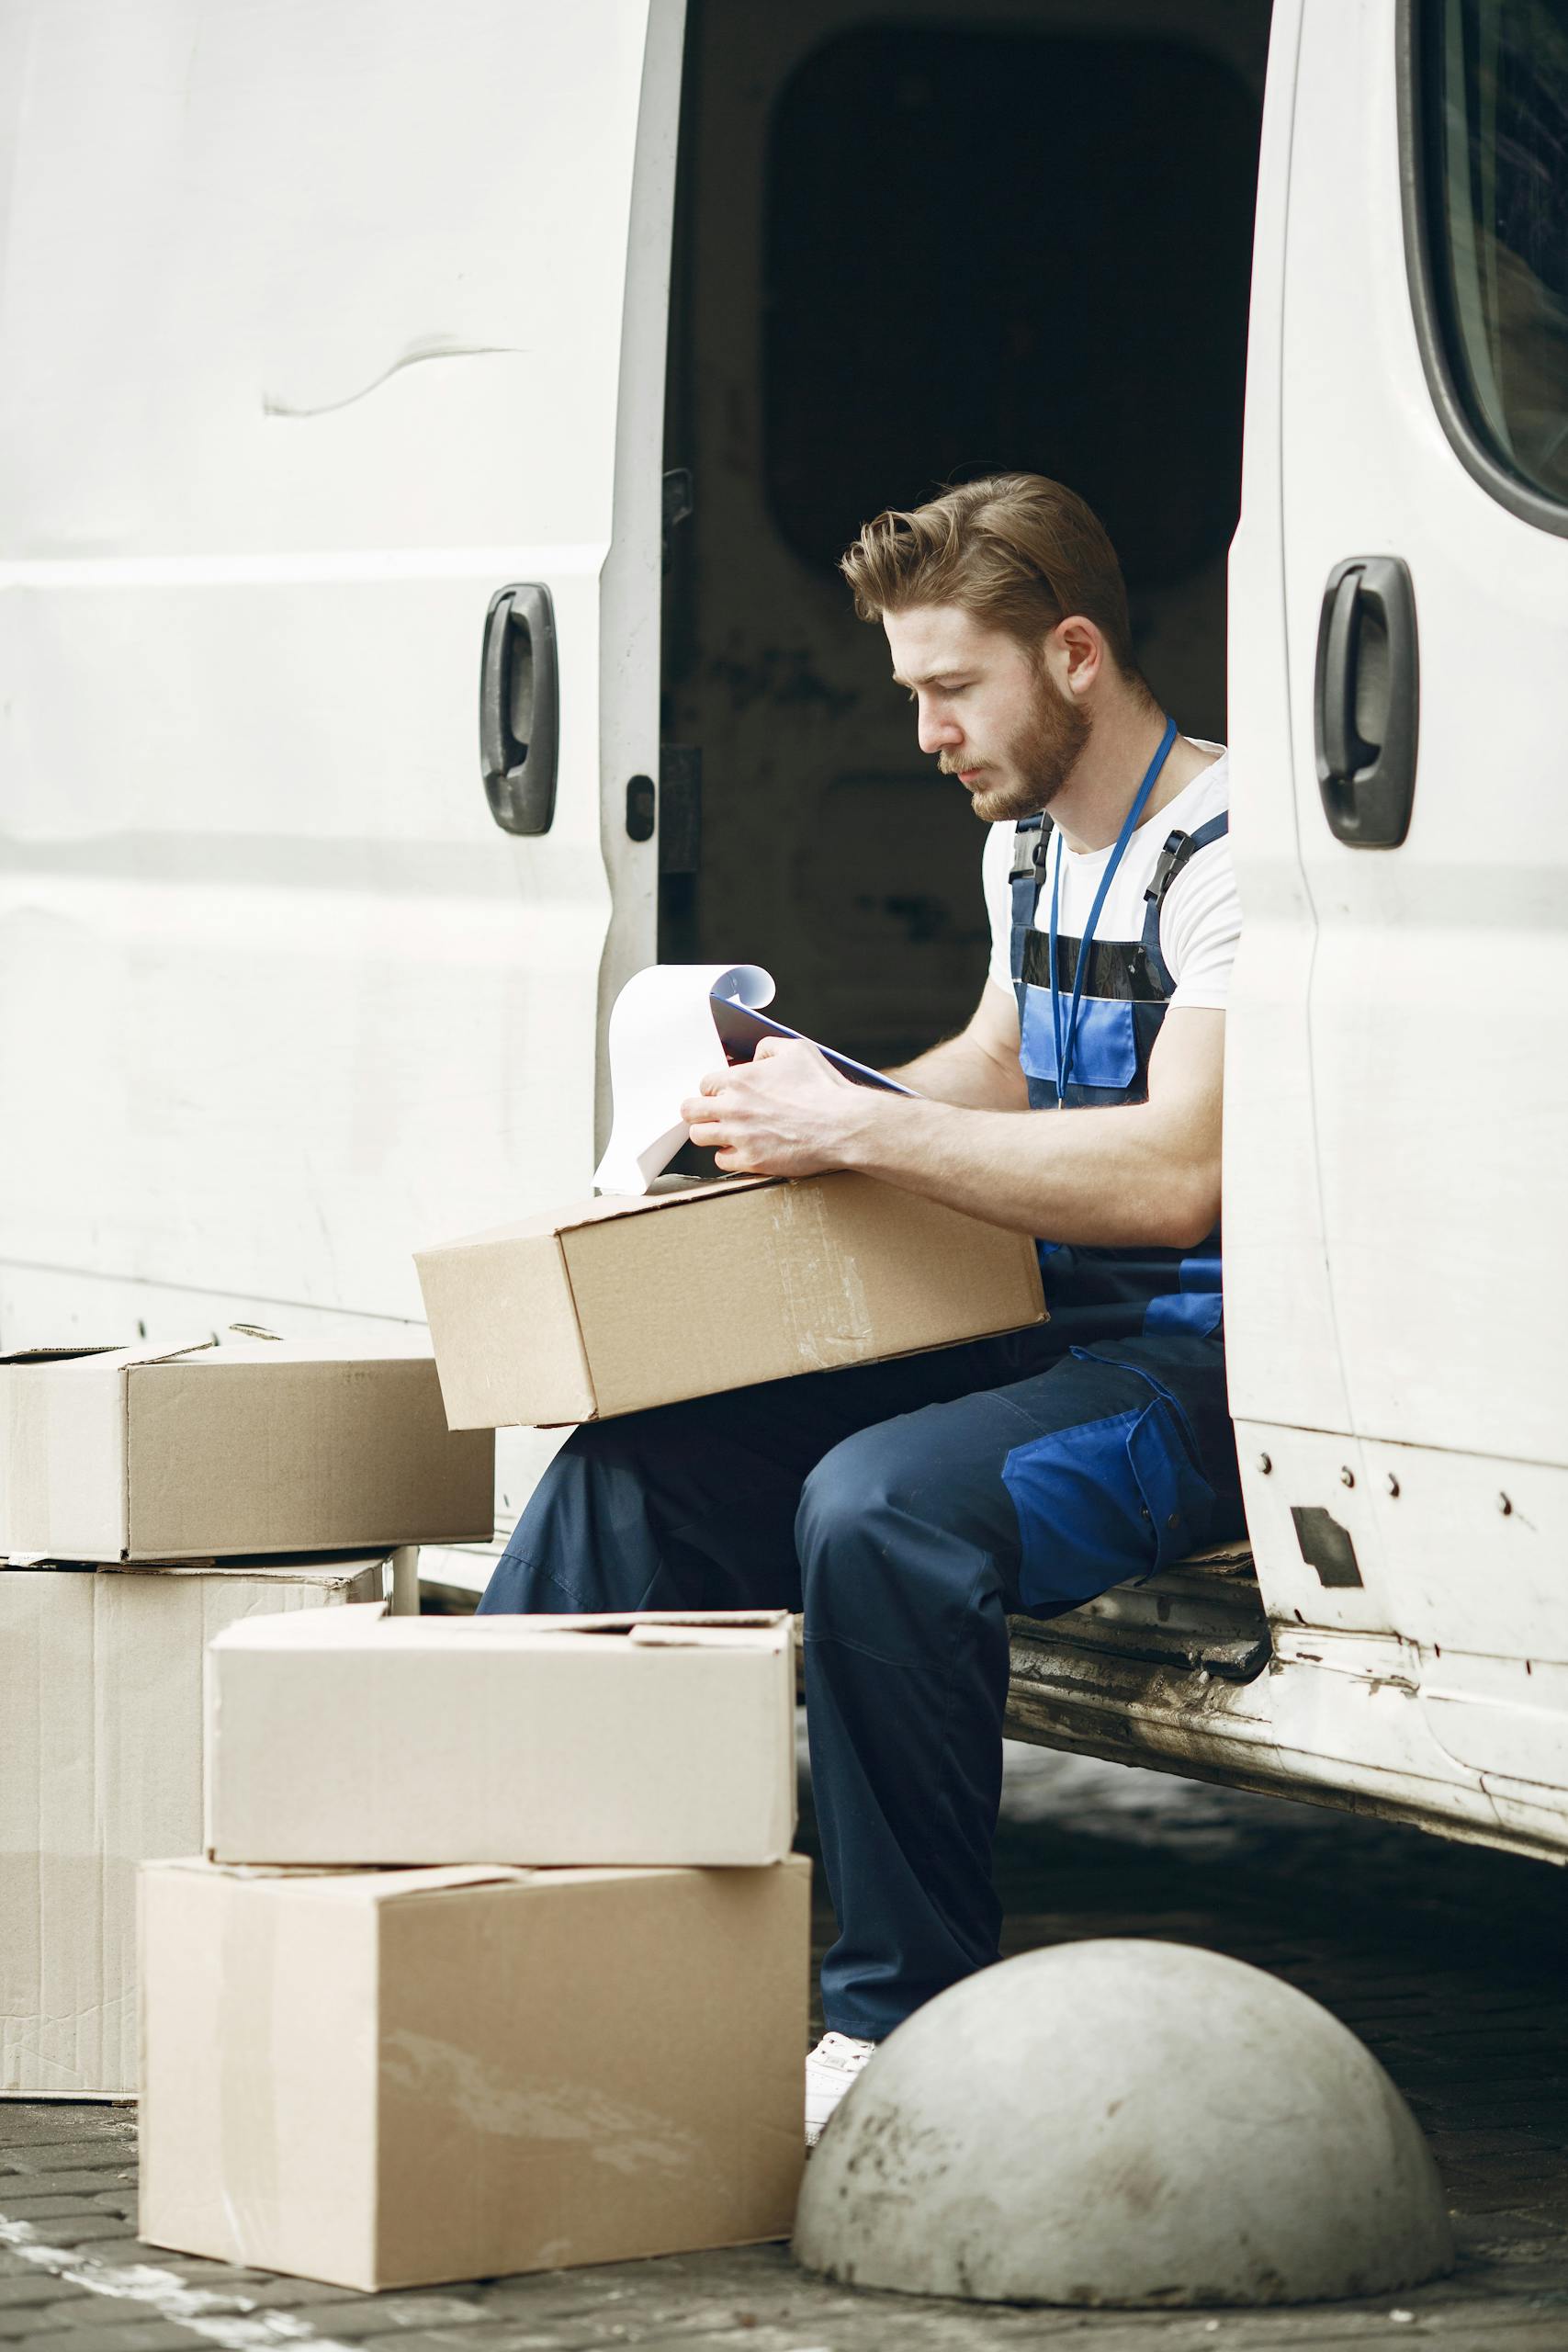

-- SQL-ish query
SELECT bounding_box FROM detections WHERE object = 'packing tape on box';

[763,1184,874,1369]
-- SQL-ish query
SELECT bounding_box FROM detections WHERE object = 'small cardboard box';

[1,1557,386,2098]
[206,1604,795,1867]
[139,1853,810,2290]
[0,1337,495,1561]
[415,1170,1044,1428]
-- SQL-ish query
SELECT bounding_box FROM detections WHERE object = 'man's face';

[884,604,1089,822]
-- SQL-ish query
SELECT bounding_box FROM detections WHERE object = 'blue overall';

[479,729,1243,2039]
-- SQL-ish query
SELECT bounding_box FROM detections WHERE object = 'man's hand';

[682,1037,864,1177]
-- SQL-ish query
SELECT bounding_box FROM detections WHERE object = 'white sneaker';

[805,2030,876,2148]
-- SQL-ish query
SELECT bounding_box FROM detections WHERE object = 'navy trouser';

[479,1317,1243,2041]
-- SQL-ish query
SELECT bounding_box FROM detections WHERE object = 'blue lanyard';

[1048,715,1179,1103]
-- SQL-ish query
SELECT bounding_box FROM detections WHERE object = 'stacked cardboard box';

[14,1180,1022,2255]
[0,1337,495,2098]
[0,1336,494,1560]
[139,1606,810,2289]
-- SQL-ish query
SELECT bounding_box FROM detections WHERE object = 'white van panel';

[1279,4,1568,1475]
[1224,0,1355,1448]
[0,1,675,1327]
[1233,0,1568,1804]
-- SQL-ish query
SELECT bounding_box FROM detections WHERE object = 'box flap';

[129,1336,439,1372]
[553,1608,791,1632]
[424,1176,780,1250]
[0,1338,215,1374]
[369,1862,727,1899]
[374,1865,539,1901]
[152,1856,539,1900]
[0,1344,123,1364]
[207,1603,789,1656]
[624,1621,779,1648]
[209,1598,391,1647]
[111,1557,391,1587]
[553,1177,779,1229]
[0,1335,434,1373]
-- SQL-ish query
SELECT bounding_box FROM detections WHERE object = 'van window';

[1421,0,1568,508]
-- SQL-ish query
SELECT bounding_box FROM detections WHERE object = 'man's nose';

[917,704,962,757]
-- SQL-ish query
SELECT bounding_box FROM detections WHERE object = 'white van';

[2,1,1563,1855]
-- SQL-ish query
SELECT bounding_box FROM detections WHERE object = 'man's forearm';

[682,1012,1224,1247]
[885,1029,1027,1111]
[835,1091,1219,1250]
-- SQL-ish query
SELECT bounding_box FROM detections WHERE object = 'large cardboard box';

[206,1604,795,1867]
[0,1337,494,1561]
[415,1170,1044,1428]
[1,1558,386,2098]
[139,1854,810,2289]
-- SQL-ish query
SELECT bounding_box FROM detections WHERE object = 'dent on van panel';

[262,338,532,422]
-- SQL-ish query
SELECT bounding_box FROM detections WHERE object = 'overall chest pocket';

[1019,987,1139,1091]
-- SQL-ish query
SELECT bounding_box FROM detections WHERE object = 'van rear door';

[0,0,681,1333]
[1234,0,1568,1793]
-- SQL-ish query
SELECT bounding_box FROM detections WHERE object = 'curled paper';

[592,964,776,1195]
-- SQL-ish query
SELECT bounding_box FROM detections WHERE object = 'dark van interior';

[661,0,1270,1067]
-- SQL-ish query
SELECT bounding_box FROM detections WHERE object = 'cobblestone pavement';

[5,1747,1567,2351]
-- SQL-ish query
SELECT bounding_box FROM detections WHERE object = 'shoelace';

[811,2032,874,2074]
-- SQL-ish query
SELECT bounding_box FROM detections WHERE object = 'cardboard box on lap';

[0,1338,494,1561]
[1,1558,386,2098]
[139,1853,811,2290]
[415,1170,1044,1429]
[205,1604,795,1867]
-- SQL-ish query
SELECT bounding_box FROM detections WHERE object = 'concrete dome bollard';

[794,1939,1454,2308]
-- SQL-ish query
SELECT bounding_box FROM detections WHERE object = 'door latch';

[1313,556,1419,848]
[479,582,558,835]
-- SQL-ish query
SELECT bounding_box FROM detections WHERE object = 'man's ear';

[1052,615,1103,698]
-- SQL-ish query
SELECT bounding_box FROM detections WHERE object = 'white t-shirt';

[982,744,1239,1011]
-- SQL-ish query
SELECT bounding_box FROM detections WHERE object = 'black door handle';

[1313,556,1418,848]
[479,582,558,835]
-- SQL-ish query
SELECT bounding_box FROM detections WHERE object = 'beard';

[939,667,1091,823]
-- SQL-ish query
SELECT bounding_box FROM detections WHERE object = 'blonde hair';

[840,473,1144,681]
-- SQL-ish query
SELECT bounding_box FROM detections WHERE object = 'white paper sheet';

[592,963,775,1195]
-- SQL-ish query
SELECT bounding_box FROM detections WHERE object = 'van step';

[790,1544,1269,1707]
[1009,1543,1269,1687]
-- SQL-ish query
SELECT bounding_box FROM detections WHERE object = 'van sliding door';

[0,0,682,1332]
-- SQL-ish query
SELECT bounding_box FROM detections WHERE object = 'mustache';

[937,752,983,776]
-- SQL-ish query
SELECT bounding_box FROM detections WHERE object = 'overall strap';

[1008,815,1052,985]
[1139,810,1230,992]
[1053,716,1179,1099]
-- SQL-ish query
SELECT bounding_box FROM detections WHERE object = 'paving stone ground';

[5,1745,1567,2351]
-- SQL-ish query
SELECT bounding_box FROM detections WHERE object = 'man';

[479,474,1246,2143]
